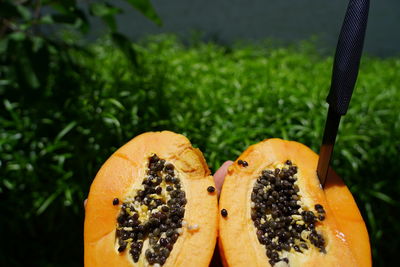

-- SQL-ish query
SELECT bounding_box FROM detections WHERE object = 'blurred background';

[0,0,399,266]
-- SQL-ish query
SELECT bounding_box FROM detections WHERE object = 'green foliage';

[126,0,162,25]
[1,34,399,265]
[0,0,160,93]
[0,0,161,265]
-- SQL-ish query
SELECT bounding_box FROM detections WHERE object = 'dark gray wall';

[99,0,400,57]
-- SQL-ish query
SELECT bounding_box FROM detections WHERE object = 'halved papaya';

[218,138,371,266]
[84,131,218,267]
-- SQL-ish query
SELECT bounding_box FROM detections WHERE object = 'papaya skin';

[218,138,371,267]
[84,131,218,267]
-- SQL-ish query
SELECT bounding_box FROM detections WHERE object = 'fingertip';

[213,160,234,195]
[222,160,234,167]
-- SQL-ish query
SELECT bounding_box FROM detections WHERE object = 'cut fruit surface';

[218,138,371,267]
[84,131,218,267]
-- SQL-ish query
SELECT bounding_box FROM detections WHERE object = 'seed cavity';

[115,154,187,266]
[250,160,326,266]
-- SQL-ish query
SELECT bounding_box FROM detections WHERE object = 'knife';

[317,0,370,187]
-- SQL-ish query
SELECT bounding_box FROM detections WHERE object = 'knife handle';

[327,0,370,115]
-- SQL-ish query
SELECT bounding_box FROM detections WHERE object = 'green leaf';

[89,3,121,31]
[0,37,8,54]
[32,37,44,53]
[369,191,398,206]
[124,0,162,25]
[111,32,138,67]
[48,7,89,33]
[3,99,12,111]
[64,188,73,206]
[9,32,26,41]
[340,148,359,170]
[55,121,77,142]
[48,1,79,14]
[89,3,121,17]
[103,113,121,129]
[16,5,31,20]
[37,191,60,215]
[0,79,11,86]
[106,98,125,110]
[73,7,90,34]
[27,39,50,87]
[3,179,14,190]
[40,15,54,24]
[101,16,117,32]
[15,43,40,88]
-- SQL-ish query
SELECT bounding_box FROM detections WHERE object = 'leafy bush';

[0,0,159,265]
[1,35,399,265]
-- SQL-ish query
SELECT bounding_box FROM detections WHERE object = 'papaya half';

[218,138,371,267]
[84,131,218,267]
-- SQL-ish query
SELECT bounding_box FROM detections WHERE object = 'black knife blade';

[317,0,370,187]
